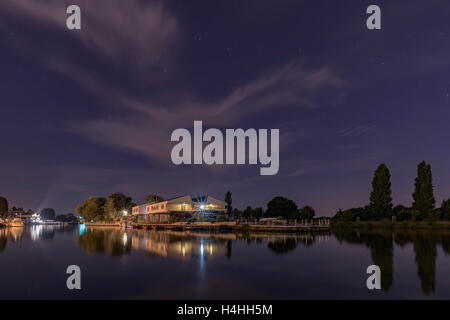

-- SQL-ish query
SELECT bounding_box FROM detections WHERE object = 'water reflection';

[75,227,132,257]
[333,229,450,295]
[1,225,449,297]
[76,228,232,260]
[334,231,393,291]
[412,232,439,295]
[0,225,76,252]
[75,228,332,262]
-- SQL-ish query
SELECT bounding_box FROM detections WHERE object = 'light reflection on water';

[0,225,449,299]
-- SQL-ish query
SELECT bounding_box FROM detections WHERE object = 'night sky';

[1,0,450,216]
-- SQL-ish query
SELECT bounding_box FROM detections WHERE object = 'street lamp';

[123,210,128,216]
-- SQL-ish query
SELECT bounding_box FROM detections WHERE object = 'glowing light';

[79,223,86,235]
[200,204,204,210]
[123,210,128,216]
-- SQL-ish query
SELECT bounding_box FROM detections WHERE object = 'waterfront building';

[132,194,227,223]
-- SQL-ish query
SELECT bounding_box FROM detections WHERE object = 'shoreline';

[331,220,450,230]
[82,220,450,233]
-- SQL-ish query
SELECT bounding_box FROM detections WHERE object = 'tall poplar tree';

[412,161,435,220]
[224,191,232,215]
[369,164,393,220]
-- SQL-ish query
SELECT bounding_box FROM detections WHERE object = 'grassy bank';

[331,220,450,230]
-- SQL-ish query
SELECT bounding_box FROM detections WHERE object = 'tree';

[40,208,56,221]
[412,161,436,220]
[265,196,297,219]
[231,208,241,219]
[440,199,450,221]
[369,164,393,220]
[55,213,79,223]
[105,193,133,220]
[76,196,106,221]
[145,194,164,204]
[242,206,252,218]
[299,205,315,220]
[393,205,412,221]
[333,207,364,221]
[253,207,264,219]
[0,196,8,219]
[224,191,232,215]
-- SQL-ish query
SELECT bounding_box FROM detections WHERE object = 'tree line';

[224,191,316,221]
[76,193,164,221]
[333,161,450,222]
[0,198,78,222]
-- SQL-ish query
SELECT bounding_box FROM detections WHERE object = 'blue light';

[79,223,86,235]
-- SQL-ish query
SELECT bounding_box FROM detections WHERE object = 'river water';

[0,225,449,299]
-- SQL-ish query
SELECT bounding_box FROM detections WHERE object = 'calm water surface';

[0,225,449,299]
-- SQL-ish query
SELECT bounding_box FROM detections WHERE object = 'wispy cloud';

[68,61,345,164]
[1,0,179,70]
[1,0,346,167]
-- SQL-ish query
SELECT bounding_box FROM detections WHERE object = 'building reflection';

[0,225,448,296]
[76,228,230,260]
[0,227,24,252]
[0,225,76,252]
[75,227,333,262]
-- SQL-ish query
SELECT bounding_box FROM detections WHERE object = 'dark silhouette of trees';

[55,213,79,223]
[393,205,412,221]
[333,207,364,221]
[265,196,297,219]
[224,191,232,215]
[252,207,264,219]
[105,193,133,220]
[242,206,252,218]
[145,194,164,204]
[369,164,393,220]
[298,205,315,220]
[331,161,450,222]
[76,196,106,221]
[0,197,8,219]
[440,199,450,221]
[412,161,435,221]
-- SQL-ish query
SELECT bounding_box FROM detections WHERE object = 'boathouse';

[132,194,227,223]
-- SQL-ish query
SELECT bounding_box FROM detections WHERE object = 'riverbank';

[85,220,450,232]
[85,222,120,227]
[132,222,330,233]
[331,220,450,230]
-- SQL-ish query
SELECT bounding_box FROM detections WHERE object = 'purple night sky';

[0,0,449,216]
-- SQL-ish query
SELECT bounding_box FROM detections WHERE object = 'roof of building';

[133,194,225,207]
[192,196,208,203]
